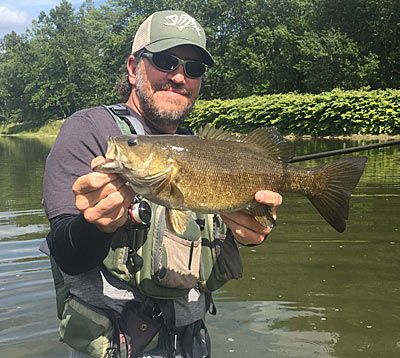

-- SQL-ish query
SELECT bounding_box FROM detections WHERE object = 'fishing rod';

[288,139,400,163]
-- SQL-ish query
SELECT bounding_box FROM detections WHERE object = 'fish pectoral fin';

[169,182,185,208]
[165,209,191,235]
[247,204,276,228]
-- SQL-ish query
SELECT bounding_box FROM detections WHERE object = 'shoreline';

[0,133,58,137]
[2,133,399,140]
[1,119,399,140]
[285,133,400,140]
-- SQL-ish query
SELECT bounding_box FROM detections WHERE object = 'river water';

[0,135,399,357]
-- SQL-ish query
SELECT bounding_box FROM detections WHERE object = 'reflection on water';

[0,136,69,358]
[0,135,399,357]
[210,301,337,357]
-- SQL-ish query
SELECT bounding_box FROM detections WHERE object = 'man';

[43,10,282,358]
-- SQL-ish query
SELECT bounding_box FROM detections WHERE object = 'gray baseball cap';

[131,10,214,66]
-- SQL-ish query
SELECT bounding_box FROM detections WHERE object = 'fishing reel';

[128,195,152,226]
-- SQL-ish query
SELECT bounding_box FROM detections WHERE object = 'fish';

[93,126,367,234]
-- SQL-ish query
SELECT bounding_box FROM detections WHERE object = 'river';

[0,135,399,357]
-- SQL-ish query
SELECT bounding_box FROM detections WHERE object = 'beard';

[134,67,199,130]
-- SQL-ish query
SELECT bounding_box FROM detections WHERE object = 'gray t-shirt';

[43,104,206,326]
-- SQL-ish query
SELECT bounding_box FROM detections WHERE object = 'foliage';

[295,29,379,92]
[313,0,400,88]
[0,119,64,135]
[0,31,28,122]
[186,88,400,135]
[0,0,399,128]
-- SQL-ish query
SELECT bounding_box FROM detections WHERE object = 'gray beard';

[135,69,197,130]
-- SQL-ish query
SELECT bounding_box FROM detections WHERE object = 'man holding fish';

[43,10,282,358]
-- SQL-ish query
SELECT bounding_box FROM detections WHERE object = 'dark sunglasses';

[140,52,206,79]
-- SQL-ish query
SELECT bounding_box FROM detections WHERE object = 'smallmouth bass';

[94,126,367,234]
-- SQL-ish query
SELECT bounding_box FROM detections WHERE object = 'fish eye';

[127,139,137,147]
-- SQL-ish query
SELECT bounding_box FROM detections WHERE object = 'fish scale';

[94,126,367,233]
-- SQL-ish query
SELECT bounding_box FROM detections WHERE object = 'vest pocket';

[199,216,243,292]
[59,296,113,358]
[152,232,201,289]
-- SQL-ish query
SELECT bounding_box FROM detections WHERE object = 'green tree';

[0,31,29,122]
[314,0,400,88]
[295,29,379,92]
[199,0,316,97]
[1,0,399,124]
[22,0,106,122]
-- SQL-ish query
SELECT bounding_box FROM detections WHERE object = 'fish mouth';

[106,137,119,158]
[91,137,125,173]
[93,158,124,173]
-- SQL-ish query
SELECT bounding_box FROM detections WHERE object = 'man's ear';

[127,55,137,86]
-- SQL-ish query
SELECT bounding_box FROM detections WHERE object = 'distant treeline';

[0,0,399,126]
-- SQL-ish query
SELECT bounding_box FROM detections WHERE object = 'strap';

[205,292,217,316]
[102,104,145,135]
[202,320,212,358]
[39,238,50,256]
[153,299,176,358]
[174,319,211,358]
[154,297,176,331]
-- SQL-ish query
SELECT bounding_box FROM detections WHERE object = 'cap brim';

[145,39,214,67]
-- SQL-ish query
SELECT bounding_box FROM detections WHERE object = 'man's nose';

[168,65,186,83]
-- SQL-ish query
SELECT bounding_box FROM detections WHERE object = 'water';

[0,135,399,357]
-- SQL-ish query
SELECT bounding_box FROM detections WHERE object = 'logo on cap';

[164,14,202,36]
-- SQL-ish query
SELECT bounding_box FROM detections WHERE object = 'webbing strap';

[102,104,145,135]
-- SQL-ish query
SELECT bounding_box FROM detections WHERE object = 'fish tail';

[308,156,367,232]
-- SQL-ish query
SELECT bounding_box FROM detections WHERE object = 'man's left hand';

[220,190,282,245]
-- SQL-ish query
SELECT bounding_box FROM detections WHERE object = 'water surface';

[0,135,399,357]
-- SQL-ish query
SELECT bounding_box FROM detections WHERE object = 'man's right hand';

[72,156,135,233]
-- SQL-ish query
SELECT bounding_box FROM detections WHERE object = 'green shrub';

[187,88,400,135]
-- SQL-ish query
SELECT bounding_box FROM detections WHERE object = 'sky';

[0,0,107,38]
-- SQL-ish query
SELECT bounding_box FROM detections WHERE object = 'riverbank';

[1,119,399,140]
[0,120,64,136]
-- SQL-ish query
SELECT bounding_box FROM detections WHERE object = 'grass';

[0,119,64,136]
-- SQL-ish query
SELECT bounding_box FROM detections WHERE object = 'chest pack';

[101,104,243,298]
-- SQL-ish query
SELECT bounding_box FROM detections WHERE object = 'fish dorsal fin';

[197,125,293,162]
[196,125,241,142]
[243,127,294,162]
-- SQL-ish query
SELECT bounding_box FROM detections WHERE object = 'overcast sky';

[0,0,107,38]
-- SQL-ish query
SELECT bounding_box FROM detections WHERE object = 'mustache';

[154,82,192,97]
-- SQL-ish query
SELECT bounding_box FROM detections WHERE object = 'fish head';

[94,135,174,192]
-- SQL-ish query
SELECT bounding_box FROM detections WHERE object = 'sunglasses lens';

[148,53,206,78]
[152,53,179,72]
[185,61,206,78]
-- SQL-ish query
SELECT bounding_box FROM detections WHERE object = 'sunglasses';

[140,52,206,79]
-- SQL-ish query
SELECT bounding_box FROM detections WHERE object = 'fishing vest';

[99,104,243,297]
[50,104,243,358]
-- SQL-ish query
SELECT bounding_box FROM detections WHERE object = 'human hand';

[220,190,282,245]
[72,156,135,233]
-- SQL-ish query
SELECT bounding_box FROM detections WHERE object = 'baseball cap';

[131,10,214,66]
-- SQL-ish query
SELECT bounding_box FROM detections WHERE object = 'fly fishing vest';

[100,104,243,297]
[50,104,243,358]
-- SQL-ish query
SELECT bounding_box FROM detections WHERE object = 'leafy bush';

[187,89,400,135]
